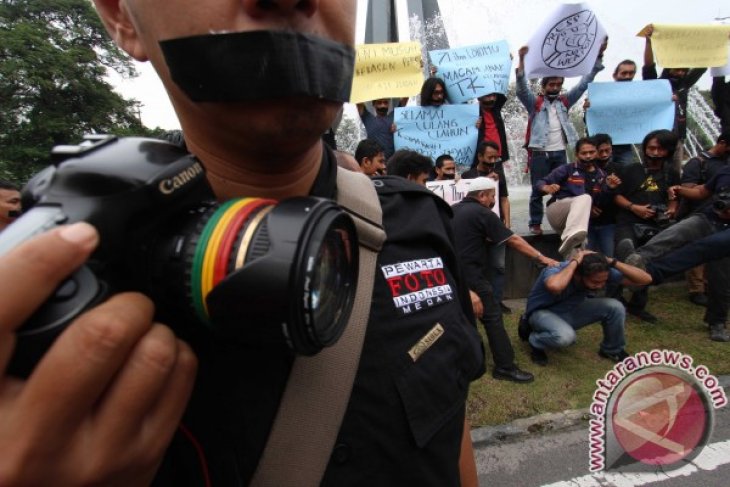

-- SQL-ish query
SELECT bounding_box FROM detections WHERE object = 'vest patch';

[381,258,454,316]
[408,323,445,362]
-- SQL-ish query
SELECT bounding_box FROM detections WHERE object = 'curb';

[471,374,730,448]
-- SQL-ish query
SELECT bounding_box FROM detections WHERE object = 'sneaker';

[500,302,512,314]
[628,308,658,324]
[689,293,708,307]
[625,252,646,271]
[529,224,543,236]
[710,324,730,342]
[598,349,629,362]
[530,344,548,366]
[518,314,531,342]
[558,230,588,258]
[492,366,535,383]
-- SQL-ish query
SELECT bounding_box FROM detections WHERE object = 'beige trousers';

[546,194,592,244]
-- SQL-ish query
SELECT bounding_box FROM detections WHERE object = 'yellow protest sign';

[637,24,730,68]
[350,42,423,104]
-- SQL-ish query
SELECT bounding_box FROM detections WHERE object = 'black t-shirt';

[156,148,485,487]
[461,163,509,197]
[451,197,513,289]
[680,152,729,214]
[616,162,680,225]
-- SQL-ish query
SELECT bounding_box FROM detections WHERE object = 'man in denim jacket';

[516,41,606,235]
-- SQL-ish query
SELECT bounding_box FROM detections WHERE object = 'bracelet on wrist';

[533,252,543,261]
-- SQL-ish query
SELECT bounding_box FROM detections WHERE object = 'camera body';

[1,136,358,376]
[713,191,730,212]
[649,203,671,228]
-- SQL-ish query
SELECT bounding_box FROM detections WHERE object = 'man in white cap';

[452,177,558,383]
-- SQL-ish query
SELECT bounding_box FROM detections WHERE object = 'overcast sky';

[109,0,730,130]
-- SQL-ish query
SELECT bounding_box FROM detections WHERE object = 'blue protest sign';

[586,80,674,145]
[429,41,512,103]
[394,104,479,167]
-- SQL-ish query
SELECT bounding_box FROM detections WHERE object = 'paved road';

[474,383,730,486]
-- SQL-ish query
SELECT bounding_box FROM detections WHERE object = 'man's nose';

[242,0,318,17]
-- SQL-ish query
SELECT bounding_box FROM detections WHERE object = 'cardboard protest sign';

[586,80,674,145]
[425,180,500,217]
[638,24,730,69]
[394,104,479,167]
[350,42,423,104]
[429,40,512,103]
[523,2,606,78]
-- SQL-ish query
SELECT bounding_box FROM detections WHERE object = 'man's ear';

[92,0,148,61]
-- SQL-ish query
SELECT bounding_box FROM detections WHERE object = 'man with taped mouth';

[0,0,486,485]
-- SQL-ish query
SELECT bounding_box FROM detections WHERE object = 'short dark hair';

[575,137,596,153]
[591,133,613,147]
[420,77,446,107]
[386,150,433,179]
[613,60,636,76]
[477,140,500,156]
[0,179,19,192]
[642,129,678,160]
[540,76,564,88]
[577,253,610,277]
[435,154,454,169]
[717,131,730,145]
[354,139,384,166]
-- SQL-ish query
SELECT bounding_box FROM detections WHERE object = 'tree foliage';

[0,0,155,183]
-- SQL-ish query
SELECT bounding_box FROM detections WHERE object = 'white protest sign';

[524,3,606,78]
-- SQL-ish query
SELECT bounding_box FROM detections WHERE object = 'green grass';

[466,283,729,427]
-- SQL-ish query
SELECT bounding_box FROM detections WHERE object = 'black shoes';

[599,349,629,362]
[628,308,658,324]
[710,324,730,342]
[518,314,531,342]
[529,345,548,366]
[492,366,534,383]
[500,302,512,314]
[689,292,708,307]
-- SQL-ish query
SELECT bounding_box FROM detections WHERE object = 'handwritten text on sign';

[394,104,479,167]
[350,42,423,104]
[429,40,512,103]
[586,80,674,145]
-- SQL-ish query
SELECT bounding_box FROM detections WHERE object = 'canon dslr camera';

[0,135,358,377]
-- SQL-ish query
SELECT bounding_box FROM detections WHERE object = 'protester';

[613,129,679,323]
[516,40,607,236]
[476,93,510,163]
[642,24,707,166]
[385,149,433,186]
[433,154,457,181]
[354,139,386,177]
[521,251,651,366]
[0,2,486,485]
[357,98,408,159]
[452,177,557,382]
[420,77,448,107]
[588,134,622,257]
[536,138,620,258]
[677,131,730,306]
[583,60,638,165]
[0,180,21,232]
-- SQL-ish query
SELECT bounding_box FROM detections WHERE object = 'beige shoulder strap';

[251,168,386,487]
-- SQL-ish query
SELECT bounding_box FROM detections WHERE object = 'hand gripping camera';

[0,135,359,377]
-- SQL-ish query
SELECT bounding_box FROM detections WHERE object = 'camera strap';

[251,167,386,487]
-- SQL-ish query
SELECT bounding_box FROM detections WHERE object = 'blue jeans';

[528,298,626,354]
[647,228,730,283]
[587,223,615,257]
[529,150,567,226]
[487,243,506,303]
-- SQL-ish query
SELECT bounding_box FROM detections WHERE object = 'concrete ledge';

[504,232,561,299]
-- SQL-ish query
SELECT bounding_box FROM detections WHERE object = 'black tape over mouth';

[160,30,355,103]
